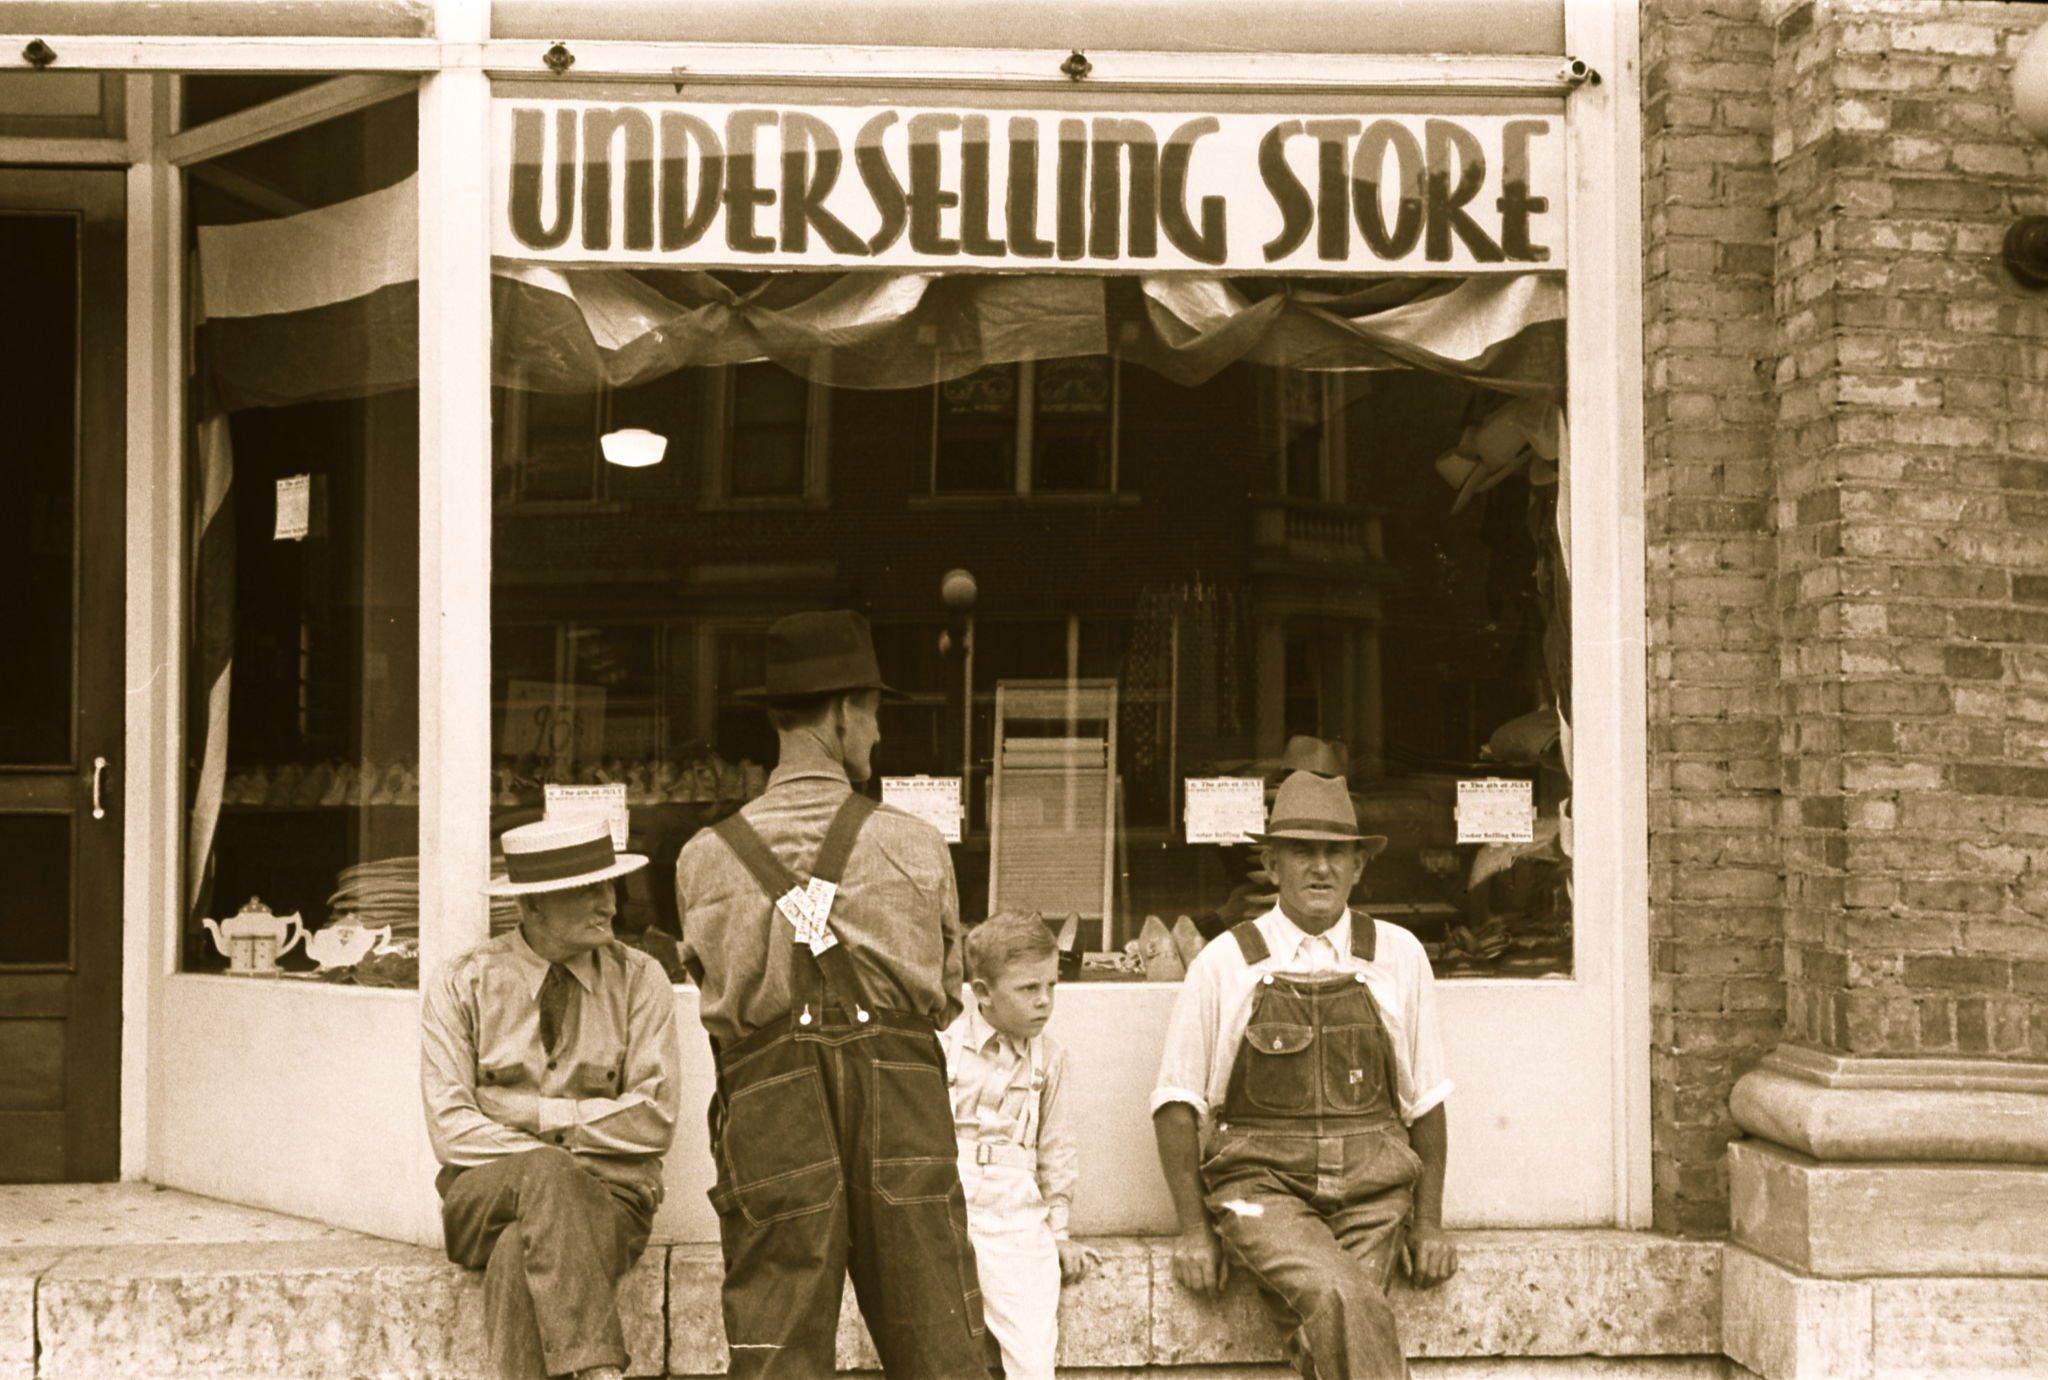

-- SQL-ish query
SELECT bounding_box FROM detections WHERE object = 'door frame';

[0,167,127,1180]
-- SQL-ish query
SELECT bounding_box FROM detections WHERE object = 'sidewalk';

[0,1184,1734,1379]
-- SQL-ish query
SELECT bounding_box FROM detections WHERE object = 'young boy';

[944,911,1098,1380]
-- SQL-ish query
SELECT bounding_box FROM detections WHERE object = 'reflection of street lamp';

[941,567,978,613]
[941,569,978,790]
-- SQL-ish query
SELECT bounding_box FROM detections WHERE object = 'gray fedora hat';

[736,609,906,704]
[1250,770,1390,858]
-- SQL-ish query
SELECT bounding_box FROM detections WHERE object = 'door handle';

[91,755,109,820]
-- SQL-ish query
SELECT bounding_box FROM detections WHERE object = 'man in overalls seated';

[674,609,992,1379]
[1151,770,1459,1378]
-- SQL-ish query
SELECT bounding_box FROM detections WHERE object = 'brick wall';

[1643,0,1785,1235]
[1647,0,2048,1234]
[1766,0,2048,1065]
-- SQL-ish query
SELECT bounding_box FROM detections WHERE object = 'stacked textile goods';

[221,759,420,806]
[491,754,768,806]
[327,852,522,940]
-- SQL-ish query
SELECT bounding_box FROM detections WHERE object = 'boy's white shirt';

[942,995,1079,1240]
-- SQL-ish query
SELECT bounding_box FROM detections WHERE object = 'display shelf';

[220,794,419,806]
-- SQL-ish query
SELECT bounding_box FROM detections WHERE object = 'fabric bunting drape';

[186,410,235,926]
[195,174,1566,410]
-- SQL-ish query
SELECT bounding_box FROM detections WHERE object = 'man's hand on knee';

[1400,1224,1458,1289]
[1170,1222,1230,1299]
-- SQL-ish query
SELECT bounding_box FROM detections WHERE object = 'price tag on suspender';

[773,883,840,956]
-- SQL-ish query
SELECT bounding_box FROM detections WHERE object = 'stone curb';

[2,1231,1720,1377]
[666,1231,1721,1375]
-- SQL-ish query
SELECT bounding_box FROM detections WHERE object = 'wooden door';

[0,170,124,1181]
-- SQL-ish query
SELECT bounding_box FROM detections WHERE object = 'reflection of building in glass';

[480,346,1569,978]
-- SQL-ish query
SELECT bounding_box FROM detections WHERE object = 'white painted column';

[417,0,493,979]
[1563,0,1651,1229]
[122,74,182,1180]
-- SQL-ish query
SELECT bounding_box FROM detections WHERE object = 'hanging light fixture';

[600,427,668,468]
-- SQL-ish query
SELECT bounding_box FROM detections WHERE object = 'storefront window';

[486,315,1570,980]
[180,95,425,979]
[483,92,1572,981]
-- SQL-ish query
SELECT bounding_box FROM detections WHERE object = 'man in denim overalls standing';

[1152,771,1459,1377]
[675,610,991,1379]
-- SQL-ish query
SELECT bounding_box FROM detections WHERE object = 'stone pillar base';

[1724,1046,2048,1379]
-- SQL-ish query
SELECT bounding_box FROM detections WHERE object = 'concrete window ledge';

[4,1229,1724,1378]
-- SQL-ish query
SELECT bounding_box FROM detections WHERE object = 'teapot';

[303,921,392,972]
[201,897,305,976]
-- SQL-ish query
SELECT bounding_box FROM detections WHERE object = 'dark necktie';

[538,963,574,1055]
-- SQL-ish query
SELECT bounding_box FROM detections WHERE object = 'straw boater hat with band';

[735,609,908,705]
[1251,770,1390,861]
[485,815,649,897]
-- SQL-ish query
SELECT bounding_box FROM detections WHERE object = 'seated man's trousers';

[440,1147,657,1380]
[1203,1123,1420,1380]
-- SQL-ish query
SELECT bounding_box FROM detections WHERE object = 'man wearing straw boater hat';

[674,609,991,1379]
[421,815,683,1380]
[1152,770,1458,1378]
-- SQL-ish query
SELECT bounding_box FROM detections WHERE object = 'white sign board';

[883,775,964,843]
[1185,777,1267,845]
[274,474,310,541]
[493,99,1564,275]
[545,782,630,850]
[1456,777,1535,844]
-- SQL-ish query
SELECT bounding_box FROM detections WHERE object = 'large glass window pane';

[490,269,1569,983]
[182,96,422,977]
[0,816,70,965]
[0,214,76,765]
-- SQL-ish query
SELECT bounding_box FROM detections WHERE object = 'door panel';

[0,170,123,1182]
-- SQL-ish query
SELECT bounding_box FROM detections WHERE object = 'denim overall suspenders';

[703,794,991,1380]
[1201,915,1424,1380]
[1216,916,1404,1133]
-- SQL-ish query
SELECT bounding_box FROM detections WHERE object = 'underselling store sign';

[492,99,1565,274]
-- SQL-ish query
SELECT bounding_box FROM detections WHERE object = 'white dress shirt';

[1151,906,1453,1129]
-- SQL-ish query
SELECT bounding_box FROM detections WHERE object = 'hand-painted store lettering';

[493,100,1565,273]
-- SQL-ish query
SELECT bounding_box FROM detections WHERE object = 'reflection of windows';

[492,623,667,767]
[932,357,1119,495]
[706,626,776,767]
[1265,368,1346,501]
[704,362,830,506]
[495,378,611,505]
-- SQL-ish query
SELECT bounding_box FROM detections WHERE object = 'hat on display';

[485,815,649,897]
[1432,396,1563,515]
[1250,770,1390,857]
[736,609,906,704]
[1277,734,1349,779]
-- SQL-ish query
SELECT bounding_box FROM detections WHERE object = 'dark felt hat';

[737,609,905,704]
[1249,770,1390,857]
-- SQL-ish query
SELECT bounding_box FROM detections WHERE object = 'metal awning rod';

[3,36,1589,93]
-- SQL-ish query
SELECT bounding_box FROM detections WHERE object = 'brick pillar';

[1642,0,1785,1236]
[1723,4,2048,1375]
